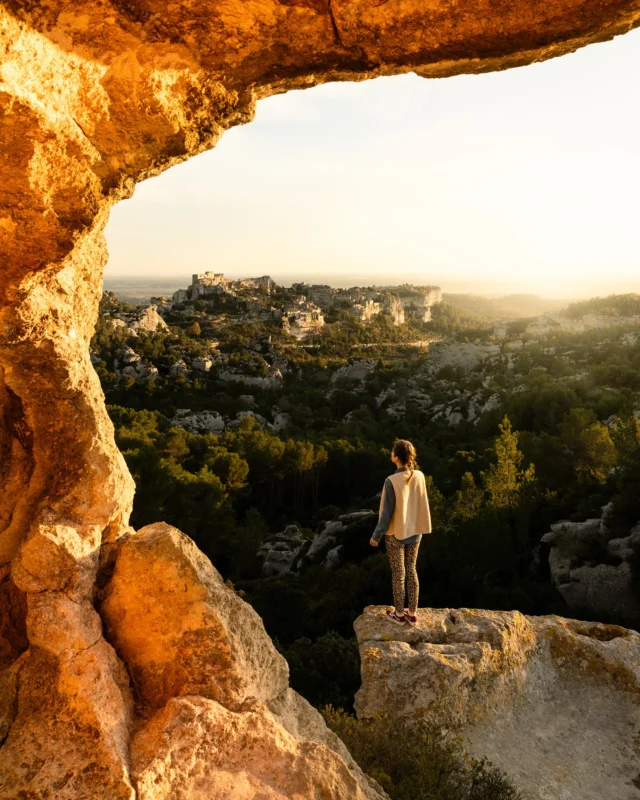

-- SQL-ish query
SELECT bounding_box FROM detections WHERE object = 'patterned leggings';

[386,535,420,615]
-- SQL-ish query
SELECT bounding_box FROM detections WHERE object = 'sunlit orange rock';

[101,523,290,710]
[131,695,383,800]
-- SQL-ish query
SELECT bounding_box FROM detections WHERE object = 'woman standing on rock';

[370,439,432,626]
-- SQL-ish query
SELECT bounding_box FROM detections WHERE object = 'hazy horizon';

[103,272,636,302]
[105,27,640,297]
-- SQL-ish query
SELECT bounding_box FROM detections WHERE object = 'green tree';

[482,417,535,509]
[609,415,640,467]
[451,472,484,520]
[559,408,617,484]
[424,474,447,530]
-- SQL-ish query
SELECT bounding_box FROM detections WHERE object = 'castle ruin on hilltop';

[172,272,276,303]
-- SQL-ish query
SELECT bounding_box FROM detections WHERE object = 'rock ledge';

[355,606,640,800]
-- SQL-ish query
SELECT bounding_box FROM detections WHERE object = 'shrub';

[284,631,360,710]
[322,708,526,800]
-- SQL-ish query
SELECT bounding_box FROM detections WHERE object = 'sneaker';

[404,609,418,626]
[386,609,406,625]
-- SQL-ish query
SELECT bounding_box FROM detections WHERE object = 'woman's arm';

[370,478,395,545]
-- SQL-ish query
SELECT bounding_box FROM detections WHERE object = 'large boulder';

[101,523,289,710]
[355,606,640,800]
[129,304,168,333]
[131,695,384,800]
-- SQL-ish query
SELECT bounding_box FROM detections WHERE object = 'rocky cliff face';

[355,606,640,800]
[3,1,640,796]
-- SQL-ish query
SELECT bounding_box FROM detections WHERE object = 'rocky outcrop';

[541,509,640,627]
[257,511,378,577]
[101,523,289,710]
[332,359,376,383]
[114,346,159,383]
[355,606,640,800]
[426,341,502,373]
[171,408,226,434]
[3,1,640,795]
[106,303,169,334]
[218,367,284,389]
[526,312,640,335]
[258,524,309,577]
[0,595,136,799]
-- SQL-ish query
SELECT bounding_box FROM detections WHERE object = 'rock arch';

[1,2,640,797]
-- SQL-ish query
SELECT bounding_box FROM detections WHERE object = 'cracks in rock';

[0,654,26,749]
[70,116,92,146]
[69,116,106,164]
[327,0,345,49]
[13,560,75,596]
[60,635,102,667]
[326,0,378,68]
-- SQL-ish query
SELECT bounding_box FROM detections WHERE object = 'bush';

[322,708,525,800]
[283,631,360,710]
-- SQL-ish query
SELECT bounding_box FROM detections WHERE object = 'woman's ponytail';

[392,439,417,482]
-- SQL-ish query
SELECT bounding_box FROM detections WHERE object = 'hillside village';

[95,275,640,432]
[145,272,442,338]
[95,272,445,390]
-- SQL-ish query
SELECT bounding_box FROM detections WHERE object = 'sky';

[104,28,640,299]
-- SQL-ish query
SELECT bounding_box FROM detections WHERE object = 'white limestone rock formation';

[426,341,501,373]
[354,606,640,800]
[114,347,159,383]
[272,411,292,432]
[171,409,225,434]
[169,360,190,377]
[129,304,169,333]
[257,525,309,577]
[191,357,213,372]
[219,367,284,389]
[332,359,376,383]
[257,511,378,577]
[541,512,640,627]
